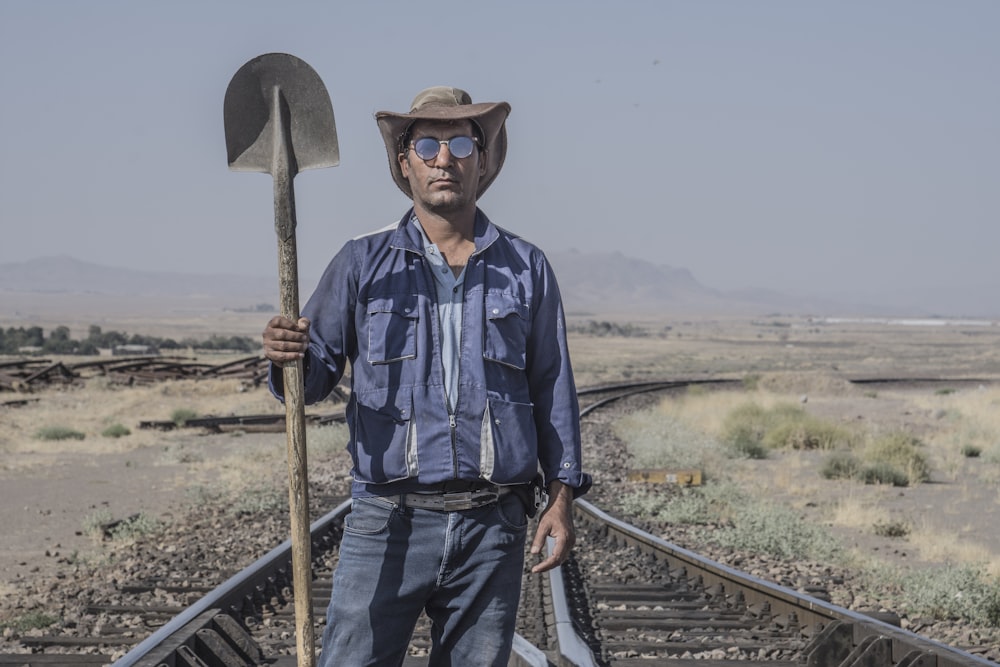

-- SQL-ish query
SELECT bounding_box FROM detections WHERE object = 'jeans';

[318,493,528,667]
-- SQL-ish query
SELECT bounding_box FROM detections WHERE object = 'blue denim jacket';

[270,208,591,498]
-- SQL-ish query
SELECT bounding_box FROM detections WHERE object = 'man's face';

[399,119,486,214]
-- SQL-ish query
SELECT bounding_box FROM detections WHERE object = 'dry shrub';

[755,372,859,397]
[863,432,931,485]
[831,495,889,531]
[914,386,1000,454]
[721,402,855,456]
[2,377,283,465]
[614,407,726,471]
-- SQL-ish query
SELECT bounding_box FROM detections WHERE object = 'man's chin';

[423,194,472,214]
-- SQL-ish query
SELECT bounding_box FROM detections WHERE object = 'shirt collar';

[390,208,499,255]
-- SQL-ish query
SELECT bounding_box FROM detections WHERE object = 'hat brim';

[376,101,511,200]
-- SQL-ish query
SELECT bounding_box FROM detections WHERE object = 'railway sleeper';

[600,636,809,655]
[804,621,942,667]
[602,655,801,666]
[132,609,263,667]
[0,655,113,666]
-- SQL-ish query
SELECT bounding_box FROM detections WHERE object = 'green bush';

[83,510,161,541]
[35,426,85,441]
[731,438,769,459]
[961,444,982,458]
[892,565,1000,625]
[108,513,162,540]
[171,408,198,426]
[820,451,862,480]
[620,487,712,525]
[859,462,910,486]
[864,432,931,484]
[721,403,771,458]
[703,499,841,561]
[721,402,853,457]
[620,481,746,526]
[873,520,910,538]
[764,416,853,450]
[101,423,131,438]
[3,611,58,633]
[722,403,768,444]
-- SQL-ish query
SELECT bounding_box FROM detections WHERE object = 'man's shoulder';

[351,220,402,242]
[490,223,550,264]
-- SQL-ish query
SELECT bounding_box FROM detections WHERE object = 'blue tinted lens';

[413,137,441,160]
[412,136,476,160]
[448,136,475,158]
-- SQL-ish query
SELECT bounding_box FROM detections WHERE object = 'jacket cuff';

[549,470,592,498]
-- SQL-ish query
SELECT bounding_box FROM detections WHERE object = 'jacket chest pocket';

[483,294,528,370]
[366,296,419,364]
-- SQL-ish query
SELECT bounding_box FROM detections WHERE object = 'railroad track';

[552,499,997,666]
[2,380,997,666]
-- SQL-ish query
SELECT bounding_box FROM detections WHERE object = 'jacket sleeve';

[268,241,358,405]
[526,252,592,497]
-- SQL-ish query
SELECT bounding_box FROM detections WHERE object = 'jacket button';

[492,308,499,315]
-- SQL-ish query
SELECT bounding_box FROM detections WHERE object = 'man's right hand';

[262,316,311,365]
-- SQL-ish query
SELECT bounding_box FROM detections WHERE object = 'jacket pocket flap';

[485,295,528,321]
[367,295,419,318]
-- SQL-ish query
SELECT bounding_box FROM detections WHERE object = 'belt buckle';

[442,491,475,511]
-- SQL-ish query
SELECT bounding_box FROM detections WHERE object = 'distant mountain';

[0,255,275,299]
[0,254,988,318]
[545,250,868,316]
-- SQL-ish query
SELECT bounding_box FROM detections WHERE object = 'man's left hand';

[529,481,576,573]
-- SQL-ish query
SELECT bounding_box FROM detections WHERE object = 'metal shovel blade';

[224,52,339,174]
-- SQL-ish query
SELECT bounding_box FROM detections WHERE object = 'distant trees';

[0,325,258,355]
[567,320,648,338]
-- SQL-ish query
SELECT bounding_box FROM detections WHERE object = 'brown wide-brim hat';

[375,86,511,199]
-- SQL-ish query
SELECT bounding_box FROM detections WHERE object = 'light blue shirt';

[412,217,464,413]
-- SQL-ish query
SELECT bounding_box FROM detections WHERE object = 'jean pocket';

[366,295,418,364]
[483,294,528,370]
[495,493,528,531]
[344,497,396,535]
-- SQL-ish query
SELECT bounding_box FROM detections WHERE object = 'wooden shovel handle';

[273,83,315,667]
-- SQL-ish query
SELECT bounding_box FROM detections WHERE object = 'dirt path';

[0,431,281,587]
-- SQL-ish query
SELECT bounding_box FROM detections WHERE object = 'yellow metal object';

[627,469,703,486]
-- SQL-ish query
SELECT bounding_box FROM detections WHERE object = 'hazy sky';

[2,1,998,310]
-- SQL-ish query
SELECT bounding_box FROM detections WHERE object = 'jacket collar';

[390,208,499,255]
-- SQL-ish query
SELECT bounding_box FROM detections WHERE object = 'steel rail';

[112,498,351,667]
[546,538,599,667]
[572,499,998,667]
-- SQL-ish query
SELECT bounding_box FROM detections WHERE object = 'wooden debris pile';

[0,355,270,392]
[0,359,80,391]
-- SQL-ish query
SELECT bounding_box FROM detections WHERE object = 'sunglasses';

[410,135,479,161]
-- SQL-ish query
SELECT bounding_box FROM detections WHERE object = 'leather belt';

[388,486,514,512]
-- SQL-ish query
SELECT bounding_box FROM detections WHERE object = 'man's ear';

[398,152,411,177]
[479,149,488,175]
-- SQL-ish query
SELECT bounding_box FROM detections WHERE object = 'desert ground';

[3,293,1000,596]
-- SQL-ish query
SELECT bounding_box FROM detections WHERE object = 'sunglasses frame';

[409,135,479,161]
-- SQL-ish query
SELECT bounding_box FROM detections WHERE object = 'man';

[262,86,591,666]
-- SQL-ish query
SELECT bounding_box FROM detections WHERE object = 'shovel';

[224,52,339,667]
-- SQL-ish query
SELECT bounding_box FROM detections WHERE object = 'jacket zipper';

[449,413,458,478]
